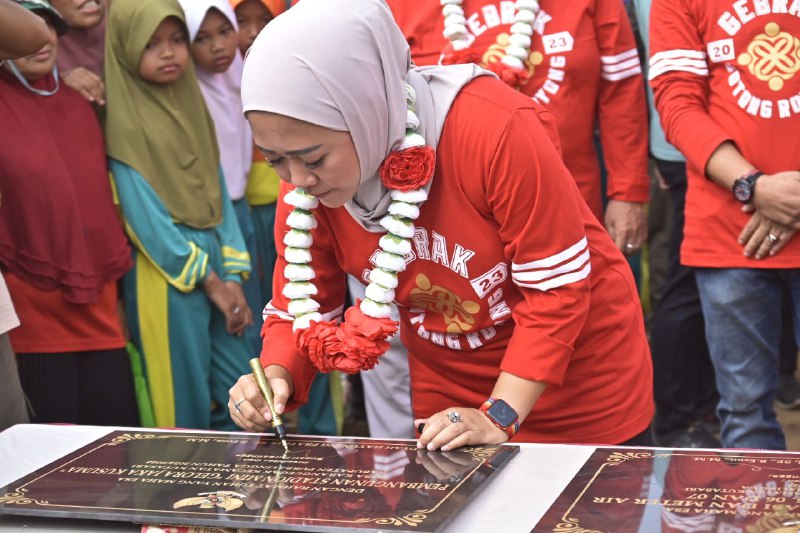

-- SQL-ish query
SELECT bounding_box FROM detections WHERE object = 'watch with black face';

[479,398,520,438]
[732,169,763,204]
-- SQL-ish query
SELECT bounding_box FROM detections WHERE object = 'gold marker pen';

[249,358,289,452]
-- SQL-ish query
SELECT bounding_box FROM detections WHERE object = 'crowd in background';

[1,0,799,451]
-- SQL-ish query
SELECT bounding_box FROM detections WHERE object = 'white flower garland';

[440,0,539,70]
[283,84,430,331]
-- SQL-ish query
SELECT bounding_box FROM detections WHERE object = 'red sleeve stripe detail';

[602,64,642,81]
[602,56,642,73]
[262,302,345,322]
[512,237,588,270]
[513,261,592,292]
[649,49,708,79]
[600,50,643,81]
[512,249,591,283]
[263,301,293,321]
[600,48,640,64]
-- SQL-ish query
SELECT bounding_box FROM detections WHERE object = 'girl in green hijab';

[105,0,255,431]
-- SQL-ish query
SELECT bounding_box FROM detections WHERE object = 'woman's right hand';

[228,364,294,432]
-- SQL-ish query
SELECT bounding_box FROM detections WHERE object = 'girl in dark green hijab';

[105,0,255,431]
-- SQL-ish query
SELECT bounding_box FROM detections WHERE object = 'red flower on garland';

[343,303,397,340]
[295,320,343,373]
[486,61,530,89]
[379,146,435,191]
[440,44,481,66]
[295,303,397,374]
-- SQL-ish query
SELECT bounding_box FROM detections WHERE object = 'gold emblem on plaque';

[605,451,654,464]
[410,273,480,333]
[355,511,429,527]
[173,491,246,512]
[461,447,497,460]
[553,517,604,532]
[482,32,544,77]
[110,433,173,444]
[737,22,800,91]
[0,488,48,506]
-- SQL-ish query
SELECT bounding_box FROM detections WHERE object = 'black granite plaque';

[0,431,517,532]
[534,448,800,532]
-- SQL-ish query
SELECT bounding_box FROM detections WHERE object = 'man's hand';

[752,171,800,229]
[738,209,796,260]
[605,199,648,255]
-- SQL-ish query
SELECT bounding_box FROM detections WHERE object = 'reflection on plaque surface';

[534,447,800,532]
[0,431,517,532]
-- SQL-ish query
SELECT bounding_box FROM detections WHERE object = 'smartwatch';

[732,169,763,204]
[479,398,520,438]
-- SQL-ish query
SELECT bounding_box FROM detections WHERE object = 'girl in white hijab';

[230,0,655,451]
[178,0,264,352]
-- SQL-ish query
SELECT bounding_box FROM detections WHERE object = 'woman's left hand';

[415,407,508,451]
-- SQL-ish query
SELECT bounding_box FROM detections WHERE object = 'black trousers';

[16,347,140,426]
[650,160,717,435]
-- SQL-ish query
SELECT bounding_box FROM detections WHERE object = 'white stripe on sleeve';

[513,250,591,283]
[262,302,345,322]
[649,49,709,79]
[515,262,592,292]
[263,301,292,321]
[512,237,588,271]
[602,56,642,73]
[512,238,591,292]
[602,64,642,81]
[600,48,639,64]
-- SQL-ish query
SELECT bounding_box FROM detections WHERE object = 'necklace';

[285,83,435,373]
[440,0,540,88]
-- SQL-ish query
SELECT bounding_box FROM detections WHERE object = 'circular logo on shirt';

[737,22,800,91]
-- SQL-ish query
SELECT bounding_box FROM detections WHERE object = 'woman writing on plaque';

[229,0,654,449]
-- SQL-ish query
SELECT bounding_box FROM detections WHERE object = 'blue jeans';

[696,268,800,450]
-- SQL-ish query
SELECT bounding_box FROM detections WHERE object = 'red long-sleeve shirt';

[386,0,650,218]
[261,78,653,444]
[649,0,800,267]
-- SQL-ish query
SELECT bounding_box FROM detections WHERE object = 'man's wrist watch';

[732,169,763,204]
[479,398,520,439]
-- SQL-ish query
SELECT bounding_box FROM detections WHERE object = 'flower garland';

[440,0,540,89]
[283,84,435,374]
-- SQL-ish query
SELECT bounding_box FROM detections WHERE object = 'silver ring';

[447,411,461,424]
[234,399,245,414]
[625,243,639,249]
[768,234,778,243]
[233,306,242,314]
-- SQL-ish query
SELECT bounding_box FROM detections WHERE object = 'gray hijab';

[240,0,490,231]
